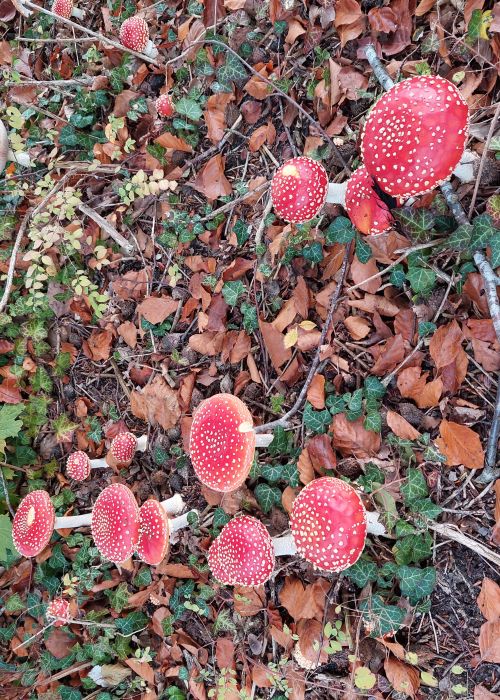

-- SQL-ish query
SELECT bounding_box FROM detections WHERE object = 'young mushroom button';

[208,516,275,586]
[66,451,91,482]
[51,0,83,19]
[119,16,157,57]
[271,157,329,224]
[136,499,170,566]
[290,477,367,572]
[46,598,71,627]
[345,165,395,236]
[361,75,469,198]
[189,393,256,492]
[12,490,55,558]
[91,483,139,564]
[156,94,175,118]
[107,432,139,468]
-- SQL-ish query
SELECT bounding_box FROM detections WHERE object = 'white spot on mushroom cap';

[52,0,73,17]
[91,483,139,564]
[66,451,91,481]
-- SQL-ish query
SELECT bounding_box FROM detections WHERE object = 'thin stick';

[78,203,135,254]
[364,45,395,91]
[426,520,500,567]
[255,242,352,433]
[2,77,93,86]
[476,376,500,484]
[468,102,500,218]
[0,466,14,517]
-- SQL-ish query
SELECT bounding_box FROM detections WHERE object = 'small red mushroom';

[51,0,83,19]
[66,451,91,482]
[289,477,367,572]
[12,490,55,558]
[361,75,469,198]
[156,94,175,118]
[344,165,396,236]
[136,500,170,566]
[208,515,275,586]
[91,483,139,564]
[46,598,71,627]
[189,393,256,492]
[271,157,329,224]
[119,15,157,58]
[107,432,138,468]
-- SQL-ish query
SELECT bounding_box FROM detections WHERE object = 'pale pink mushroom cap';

[208,515,275,586]
[91,483,139,563]
[345,166,394,236]
[52,0,73,17]
[66,451,91,481]
[271,157,329,224]
[290,477,367,572]
[46,598,71,627]
[12,490,55,558]
[189,393,256,492]
[361,75,469,198]
[156,94,175,118]
[119,16,149,52]
[109,432,137,467]
[136,499,170,566]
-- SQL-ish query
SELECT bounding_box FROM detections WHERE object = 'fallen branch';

[78,203,135,255]
[427,520,500,568]
[255,242,352,433]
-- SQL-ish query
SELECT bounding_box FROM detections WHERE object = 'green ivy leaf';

[325,216,355,244]
[222,280,245,307]
[359,595,406,637]
[174,97,203,121]
[355,235,372,263]
[133,568,153,588]
[233,219,249,246]
[446,223,473,251]
[344,559,378,587]
[59,687,83,700]
[260,463,285,483]
[240,302,258,333]
[411,498,442,520]
[326,394,346,415]
[212,507,231,531]
[281,461,299,487]
[217,52,248,87]
[394,208,435,240]
[364,376,386,400]
[357,462,385,493]
[364,412,381,433]
[302,241,323,264]
[114,611,149,636]
[268,426,293,455]
[489,235,500,268]
[471,214,495,250]
[106,581,130,613]
[401,468,428,506]
[397,565,436,603]
[5,592,24,613]
[389,264,406,288]
[254,483,281,513]
[393,532,432,565]
[406,267,437,294]
[303,403,332,434]
[418,321,436,337]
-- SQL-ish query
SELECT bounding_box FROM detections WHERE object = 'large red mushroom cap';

[66,451,91,481]
[119,16,149,52]
[156,94,175,118]
[108,432,137,467]
[290,477,367,572]
[91,483,139,563]
[12,490,55,558]
[271,157,329,224]
[345,166,395,236]
[208,515,275,586]
[46,598,71,627]
[52,0,73,17]
[136,500,170,566]
[189,393,256,492]
[361,75,469,198]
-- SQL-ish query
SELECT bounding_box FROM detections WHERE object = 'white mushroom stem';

[254,433,274,447]
[54,493,185,529]
[144,40,158,59]
[326,182,347,206]
[271,511,386,556]
[0,119,31,171]
[169,509,196,534]
[71,7,84,19]
[86,434,148,470]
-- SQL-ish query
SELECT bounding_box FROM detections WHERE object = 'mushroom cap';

[189,393,256,492]
[156,94,175,118]
[361,75,469,198]
[46,598,71,627]
[345,166,395,236]
[290,477,367,572]
[136,499,170,566]
[109,432,137,467]
[12,490,55,558]
[52,0,73,17]
[207,515,275,586]
[91,483,139,563]
[119,16,149,52]
[271,157,329,224]
[66,451,91,481]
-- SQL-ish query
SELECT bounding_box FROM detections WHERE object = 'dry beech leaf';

[113,268,150,301]
[282,486,298,513]
[259,319,291,370]
[190,154,232,201]
[117,321,137,349]
[155,131,193,152]
[344,315,371,340]
[397,367,443,409]
[45,628,76,659]
[233,585,266,617]
[477,578,500,622]
[307,374,325,409]
[297,447,315,485]
[124,658,155,685]
[332,413,381,458]
[279,577,330,621]
[137,296,179,325]
[216,637,236,671]
[479,619,500,663]
[386,410,421,441]
[83,328,114,362]
[306,434,336,474]
[348,293,400,317]
[474,686,500,700]
[130,375,181,430]
[0,377,22,404]
[435,420,484,469]
[429,320,464,369]
[371,334,405,375]
[384,657,420,697]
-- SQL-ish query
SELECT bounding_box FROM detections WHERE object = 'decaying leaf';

[130,375,181,430]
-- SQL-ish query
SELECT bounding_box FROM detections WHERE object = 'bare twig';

[426,520,500,568]
[254,197,273,249]
[78,203,135,254]
[2,78,93,87]
[255,243,352,433]
[468,102,500,218]
[364,45,395,91]
[0,466,14,517]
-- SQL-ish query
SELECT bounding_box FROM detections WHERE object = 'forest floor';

[0,0,499,699]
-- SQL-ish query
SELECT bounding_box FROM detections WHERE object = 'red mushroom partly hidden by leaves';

[66,451,91,482]
[344,165,396,236]
[271,157,329,224]
[208,515,275,586]
[107,432,138,468]
[189,393,256,492]
[290,477,367,572]
[156,94,175,118]
[361,75,469,198]
[91,483,139,564]
[119,15,157,58]
[46,598,71,627]
[136,500,170,566]
[51,0,83,18]
[12,490,55,557]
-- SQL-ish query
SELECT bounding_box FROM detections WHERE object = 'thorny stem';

[255,243,353,433]
[364,44,500,483]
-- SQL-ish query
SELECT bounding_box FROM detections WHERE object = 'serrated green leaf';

[114,611,149,636]
[406,267,437,294]
[303,403,332,434]
[222,280,245,307]
[254,483,281,513]
[401,468,428,505]
[174,97,203,121]
[355,235,372,263]
[5,592,24,613]
[397,565,436,603]
[325,216,355,244]
[359,595,406,637]
[0,404,24,444]
[344,559,378,587]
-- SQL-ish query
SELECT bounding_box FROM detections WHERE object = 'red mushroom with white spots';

[65,432,147,481]
[51,0,83,19]
[189,393,273,493]
[156,94,175,119]
[119,15,158,58]
[344,165,396,236]
[46,598,71,627]
[271,157,329,224]
[361,75,469,199]
[91,483,140,564]
[12,490,55,557]
[208,515,275,586]
[136,499,170,566]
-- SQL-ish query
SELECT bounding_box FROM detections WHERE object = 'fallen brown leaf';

[387,410,421,441]
[279,577,330,621]
[429,320,464,369]
[83,328,114,361]
[307,374,325,409]
[332,413,381,458]
[477,578,500,622]
[130,375,181,430]
[137,296,179,325]
[479,619,500,662]
[384,656,420,697]
[344,315,371,340]
[190,154,232,201]
[435,420,484,469]
[259,319,291,371]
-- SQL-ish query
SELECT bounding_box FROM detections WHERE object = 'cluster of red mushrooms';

[271,75,470,235]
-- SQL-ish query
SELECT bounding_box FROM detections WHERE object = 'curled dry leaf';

[307,374,325,409]
[479,619,500,663]
[383,656,420,698]
[83,328,114,362]
[258,319,292,371]
[137,296,179,325]
[477,578,500,622]
[397,367,443,409]
[306,434,336,474]
[190,154,232,201]
[279,577,331,621]
[117,321,137,349]
[344,315,371,340]
[435,420,484,469]
[386,410,421,441]
[429,320,464,369]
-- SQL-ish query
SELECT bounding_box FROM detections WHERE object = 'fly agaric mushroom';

[46,598,71,627]
[271,157,329,224]
[344,165,396,235]
[119,15,158,58]
[91,483,139,564]
[51,0,83,19]
[189,393,273,492]
[107,432,147,468]
[208,515,275,586]
[361,75,469,199]
[12,490,55,557]
[66,451,91,481]
[156,94,175,118]
[136,499,170,566]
